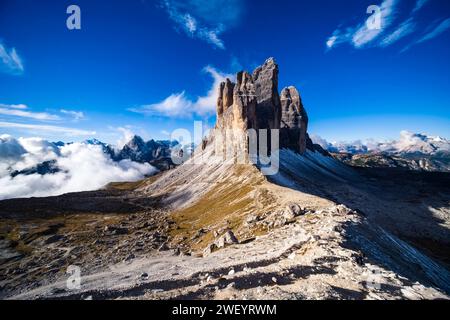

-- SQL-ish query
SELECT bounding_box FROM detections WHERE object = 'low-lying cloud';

[311,131,450,155]
[0,135,157,200]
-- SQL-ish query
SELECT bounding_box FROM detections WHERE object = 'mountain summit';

[214,57,323,156]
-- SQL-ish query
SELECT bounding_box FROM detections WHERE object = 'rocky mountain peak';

[214,58,311,154]
[280,86,309,153]
[126,135,146,149]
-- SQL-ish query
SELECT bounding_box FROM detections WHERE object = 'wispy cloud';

[0,104,60,121]
[129,66,232,118]
[0,103,27,110]
[416,18,450,44]
[0,121,96,136]
[326,0,441,51]
[60,109,85,121]
[0,41,24,75]
[412,0,429,13]
[353,0,398,48]
[160,130,171,136]
[380,17,416,47]
[161,0,243,49]
[326,0,398,50]
[402,18,450,52]
[116,126,136,148]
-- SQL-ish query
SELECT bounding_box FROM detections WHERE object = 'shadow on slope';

[269,149,450,294]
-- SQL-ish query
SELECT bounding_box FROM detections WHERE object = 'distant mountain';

[314,131,450,156]
[10,160,61,177]
[114,135,179,170]
[312,132,450,172]
[7,136,180,179]
[368,132,450,155]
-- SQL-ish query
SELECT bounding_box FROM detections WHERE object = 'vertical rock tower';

[215,57,309,154]
[280,86,309,154]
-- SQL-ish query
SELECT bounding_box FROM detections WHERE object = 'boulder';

[203,243,218,256]
[216,230,239,248]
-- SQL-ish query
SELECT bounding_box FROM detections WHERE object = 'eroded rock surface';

[215,58,315,155]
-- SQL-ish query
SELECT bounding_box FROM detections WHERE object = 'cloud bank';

[0,135,156,200]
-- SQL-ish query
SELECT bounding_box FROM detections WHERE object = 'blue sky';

[0,0,449,145]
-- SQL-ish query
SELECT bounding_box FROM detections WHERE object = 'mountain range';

[5,136,179,179]
[1,58,449,300]
[312,131,450,172]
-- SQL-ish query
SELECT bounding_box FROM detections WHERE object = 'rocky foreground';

[1,147,450,300]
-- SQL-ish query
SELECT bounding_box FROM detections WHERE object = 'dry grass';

[105,173,163,191]
[168,165,276,251]
[0,213,124,256]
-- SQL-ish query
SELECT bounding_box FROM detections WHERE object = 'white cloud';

[412,0,429,13]
[310,134,332,150]
[0,121,96,136]
[0,104,87,121]
[416,18,450,44]
[353,0,398,48]
[0,134,27,160]
[161,130,171,136]
[380,17,416,47]
[117,127,136,149]
[0,41,24,75]
[184,13,197,33]
[0,135,157,200]
[133,91,191,118]
[0,105,61,121]
[161,0,243,49]
[326,0,438,50]
[326,36,338,49]
[60,109,85,121]
[401,18,450,52]
[129,66,232,118]
[326,0,398,49]
[0,103,28,110]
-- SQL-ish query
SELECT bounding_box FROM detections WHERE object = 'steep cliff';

[215,57,315,154]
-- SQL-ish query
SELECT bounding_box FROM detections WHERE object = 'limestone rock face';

[217,79,235,120]
[214,57,314,155]
[216,71,256,132]
[280,86,308,153]
[252,58,282,130]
